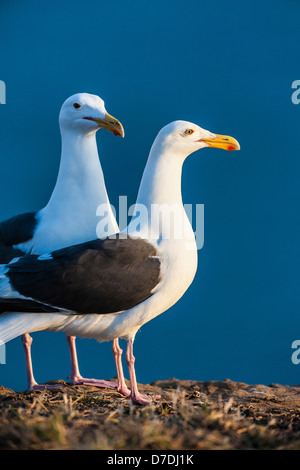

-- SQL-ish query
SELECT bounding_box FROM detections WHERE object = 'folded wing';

[2,235,161,315]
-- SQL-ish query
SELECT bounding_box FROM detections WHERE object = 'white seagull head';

[153,120,240,160]
[59,93,125,137]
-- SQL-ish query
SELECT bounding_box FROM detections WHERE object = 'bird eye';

[185,129,194,135]
[73,103,81,109]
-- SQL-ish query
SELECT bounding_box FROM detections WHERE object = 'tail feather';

[0,312,68,344]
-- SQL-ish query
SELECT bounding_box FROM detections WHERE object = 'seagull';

[0,92,129,392]
[0,120,240,404]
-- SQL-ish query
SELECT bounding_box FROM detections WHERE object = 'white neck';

[128,140,194,246]
[137,142,183,208]
[37,128,118,251]
[47,129,107,207]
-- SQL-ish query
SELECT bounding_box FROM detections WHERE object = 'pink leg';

[66,335,118,389]
[22,333,63,391]
[112,339,131,397]
[125,340,160,405]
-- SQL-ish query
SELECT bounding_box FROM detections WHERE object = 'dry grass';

[1,378,300,450]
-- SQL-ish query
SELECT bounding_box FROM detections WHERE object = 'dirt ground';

[0,378,300,450]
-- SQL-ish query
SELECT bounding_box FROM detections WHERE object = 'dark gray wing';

[5,235,161,314]
[0,212,38,263]
[0,298,59,314]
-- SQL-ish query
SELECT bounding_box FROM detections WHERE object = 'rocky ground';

[0,378,300,450]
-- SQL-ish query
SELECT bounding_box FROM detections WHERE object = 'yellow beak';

[202,134,240,151]
[86,113,125,137]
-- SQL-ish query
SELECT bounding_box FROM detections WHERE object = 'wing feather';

[6,236,161,314]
